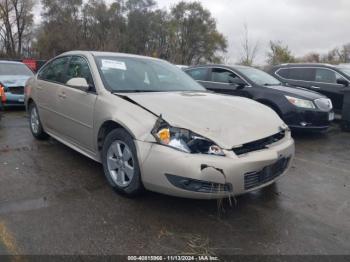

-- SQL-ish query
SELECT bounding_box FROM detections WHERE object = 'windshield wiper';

[264,83,280,86]
[112,90,163,93]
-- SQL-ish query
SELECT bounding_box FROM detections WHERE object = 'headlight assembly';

[285,96,316,109]
[152,117,225,156]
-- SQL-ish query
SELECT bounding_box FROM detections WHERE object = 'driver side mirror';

[337,78,349,87]
[66,77,90,92]
[228,77,247,89]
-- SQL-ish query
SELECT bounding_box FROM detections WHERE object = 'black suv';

[185,65,334,131]
[270,63,350,113]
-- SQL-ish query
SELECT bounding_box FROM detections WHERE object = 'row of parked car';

[0,52,349,199]
[184,63,350,131]
[2,59,349,132]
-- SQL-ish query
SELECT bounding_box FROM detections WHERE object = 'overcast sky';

[34,0,350,64]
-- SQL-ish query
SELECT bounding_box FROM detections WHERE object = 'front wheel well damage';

[97,120,134,152]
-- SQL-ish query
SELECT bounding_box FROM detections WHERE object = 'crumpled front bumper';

[135,135,295,199]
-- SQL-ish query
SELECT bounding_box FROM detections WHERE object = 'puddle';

[0,197,48,215]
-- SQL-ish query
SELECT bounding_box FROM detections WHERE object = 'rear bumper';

[135,135,295,199]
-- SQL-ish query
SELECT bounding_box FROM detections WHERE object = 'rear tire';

[102,129,144,197]
[29,102,49,140]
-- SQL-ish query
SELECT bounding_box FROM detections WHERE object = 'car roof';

[186,64,252,71]
[59,50,163,62]
[272,63,339,69]
[0,60,25,65]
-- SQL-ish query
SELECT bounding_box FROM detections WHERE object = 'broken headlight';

[152,119,225,156]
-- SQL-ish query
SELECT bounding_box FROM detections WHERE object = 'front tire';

[29,102,49,140]
[102,129,144,197]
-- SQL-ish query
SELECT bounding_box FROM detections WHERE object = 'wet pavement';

[0,110,349,255]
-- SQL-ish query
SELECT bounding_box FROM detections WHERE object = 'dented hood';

[123,92,285,149]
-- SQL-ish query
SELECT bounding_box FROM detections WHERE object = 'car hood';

[265,85,324,100]
[122,91,285,149]
[0,75,31,87]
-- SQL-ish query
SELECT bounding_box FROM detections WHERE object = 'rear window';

[315,68,336,83]
[285,68,315,81]
[0,63,34,76]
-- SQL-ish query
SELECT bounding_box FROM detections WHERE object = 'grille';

[314,98,333,111]
[232,131,285,156]
[244,157,290,190]
[166,174,232,193]
[7,86,24,95]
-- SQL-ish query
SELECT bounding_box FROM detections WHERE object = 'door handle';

[311,86,320,89]
[58,93,66,99]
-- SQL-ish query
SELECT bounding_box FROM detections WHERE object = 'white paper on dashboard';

[101,60,127,70]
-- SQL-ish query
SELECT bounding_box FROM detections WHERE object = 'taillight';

[0,83,6,103]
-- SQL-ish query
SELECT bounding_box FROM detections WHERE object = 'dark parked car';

[270,63,350,113]
[185,65,334,131]
[0,61,34,107]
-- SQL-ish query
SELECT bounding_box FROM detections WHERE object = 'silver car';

[25,51,295,199]
[0,61,34,106]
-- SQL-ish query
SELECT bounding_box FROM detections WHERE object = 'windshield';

[237,67,281,86]
[339,68,350,78]
[0,63,34,76]
[95,56,205,93]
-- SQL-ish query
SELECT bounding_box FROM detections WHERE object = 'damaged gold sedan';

[25,51,295,199]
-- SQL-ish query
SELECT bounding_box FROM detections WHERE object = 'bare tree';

[336,43,350,63]
[0,0,34,57]
[0,0,15,56]
[238,23,259,66]
[299,52,321,63]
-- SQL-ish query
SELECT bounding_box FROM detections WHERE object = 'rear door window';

[288,68,315,81]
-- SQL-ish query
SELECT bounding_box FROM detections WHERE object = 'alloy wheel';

[30,106,40,134]
[107,140,135,187]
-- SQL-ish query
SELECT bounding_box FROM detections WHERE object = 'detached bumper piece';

[232,131,285,156]
[166,174,233,194]
[244,157,290,190]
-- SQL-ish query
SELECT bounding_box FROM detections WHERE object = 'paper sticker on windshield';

[101,60,127,70]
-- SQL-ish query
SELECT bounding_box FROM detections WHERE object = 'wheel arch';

[26,97,34,110]
[97,120,136,153]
